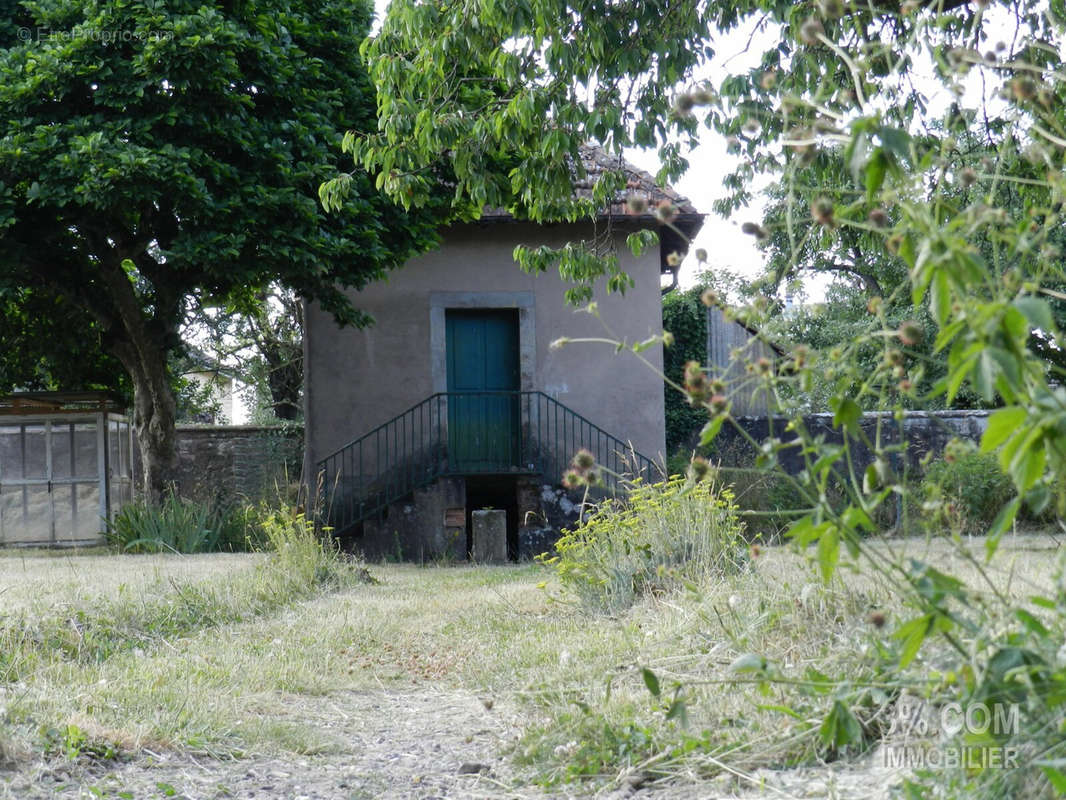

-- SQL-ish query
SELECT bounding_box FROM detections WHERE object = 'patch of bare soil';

[1,688,904,800]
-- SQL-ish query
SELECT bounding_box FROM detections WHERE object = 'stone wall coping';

[734,409,990,421]
[174,424,303,434]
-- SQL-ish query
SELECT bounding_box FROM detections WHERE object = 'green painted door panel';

[446,310,520,471]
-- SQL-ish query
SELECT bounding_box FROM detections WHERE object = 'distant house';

[177,348,240,425]
[303,148,703,560]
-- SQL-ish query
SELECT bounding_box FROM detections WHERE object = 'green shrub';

[541,476,747,613]
[717,465,808,541]
[107,493,258,553]
[921,442,1016,536]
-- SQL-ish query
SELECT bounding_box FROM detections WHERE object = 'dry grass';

[0,548,264,614]
[0,531,1059,793]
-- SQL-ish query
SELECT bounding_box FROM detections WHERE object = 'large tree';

[0,0,442,499]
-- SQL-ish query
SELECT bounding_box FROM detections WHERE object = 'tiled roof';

[482,146,701,225]
[571,145,701,218]
[479,146,704,272]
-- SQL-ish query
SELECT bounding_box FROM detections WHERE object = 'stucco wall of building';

[304,221,667,479]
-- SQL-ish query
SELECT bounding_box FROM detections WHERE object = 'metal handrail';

[316,391,660,535]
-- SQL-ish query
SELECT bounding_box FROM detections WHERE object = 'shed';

[0,392,134,547]
[706,307,782,418]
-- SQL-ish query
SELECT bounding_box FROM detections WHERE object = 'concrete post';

[472,509,507,563]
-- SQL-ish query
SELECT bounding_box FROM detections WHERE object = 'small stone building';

[304,149,703,560]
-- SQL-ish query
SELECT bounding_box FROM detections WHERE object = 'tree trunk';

[127,351,179,503]
[267,356,303,421]
[96,260,180,503]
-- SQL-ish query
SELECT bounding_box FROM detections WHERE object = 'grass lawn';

[0,531,1060,794]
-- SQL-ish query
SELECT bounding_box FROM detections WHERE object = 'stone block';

[472,508,507,563]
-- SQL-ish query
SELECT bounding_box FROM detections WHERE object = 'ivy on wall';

[662,286,708,455]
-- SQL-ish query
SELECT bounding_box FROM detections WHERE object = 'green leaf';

[641,667,661,697]
[929,270,951,326]
[757,703,804,719]
[819,699,863,749]
[877,126,912,161]
[1038,764,1066,795]
[895,614,933,668]
[665,697,689,727]
[699,416,725,447]
[817,525,840,583]
[985,497,1020,559]
[1016,608,1051,638]
[730,653,768,673]
[1008,436,1047,493]
[981,407,1027,452]
[865,150,887,201]
[1014,296,1055,332]
[830,397,861,434]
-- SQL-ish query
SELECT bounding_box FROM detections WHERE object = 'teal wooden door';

[446,310,520,471]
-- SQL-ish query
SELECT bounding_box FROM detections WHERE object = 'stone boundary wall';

[135,425,304,503]
[712,409,989,474]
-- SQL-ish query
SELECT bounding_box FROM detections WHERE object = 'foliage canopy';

[0,0,443,495]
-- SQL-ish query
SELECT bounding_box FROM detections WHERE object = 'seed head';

[687,456,711,484]
[655,202,679,224]
[1010,77,1037,102]
[886,348,904,366]
[817,0,844,18]
[868,610,886,628]
[793,345,809,368]
[674,92,696,114]
[740,221,769,240]
[756,356,773,375]
[800,18,824,45]
[759,70,777,90]
[867,296,883,314]
[562,470,583,490]
[662,330,675,347]
[750,543,762,558]
[683,360,705,386]
[700,288,719,307]
[958,167,978,187]
[810,196,835,226]
[709,394,730,415]
[868,207,889,227]
[626,194,648,214]
[572,448,596,471]
[898,320,924,346]
[692,86,715,105]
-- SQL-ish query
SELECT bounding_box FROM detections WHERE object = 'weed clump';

[541,476,747,612]
[106,492,257,554]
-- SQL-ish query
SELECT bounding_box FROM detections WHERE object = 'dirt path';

[1,685,907,800]
[1,688,544,800]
